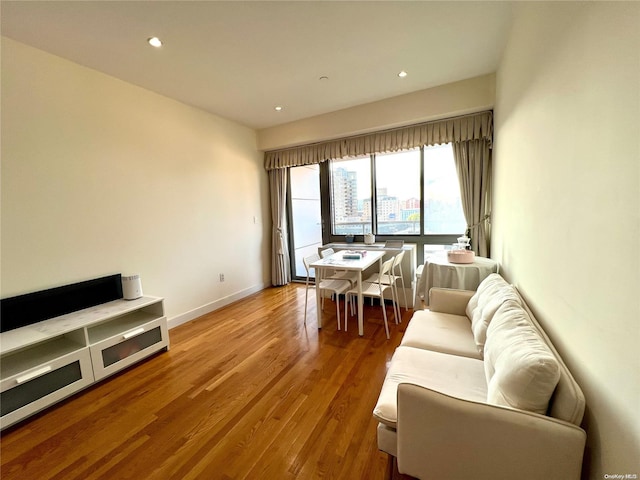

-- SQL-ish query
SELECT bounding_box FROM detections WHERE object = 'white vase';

[364,233,375,245]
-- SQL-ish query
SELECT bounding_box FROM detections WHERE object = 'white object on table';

[309,250,385,336]
[414,253,498,309]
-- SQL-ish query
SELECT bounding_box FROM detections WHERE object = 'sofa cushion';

[428,288,475,316]
[484,301,561,415]
[465,273,521,356]
[373,346,487,429]
[401,310,481,359]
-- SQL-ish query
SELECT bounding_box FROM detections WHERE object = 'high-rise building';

[332,167,358,220]
[376,194,400,221]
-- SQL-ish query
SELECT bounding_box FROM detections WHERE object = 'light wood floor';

[0,283,413,480]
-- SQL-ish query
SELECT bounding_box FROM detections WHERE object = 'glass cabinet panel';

[1,361,82,416]
[100,327,163,368]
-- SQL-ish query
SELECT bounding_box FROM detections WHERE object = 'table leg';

[315,267,323,329]
[357,270,364,336]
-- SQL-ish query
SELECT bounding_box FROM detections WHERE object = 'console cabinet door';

[89,317,169,381]
[0,348,94,429]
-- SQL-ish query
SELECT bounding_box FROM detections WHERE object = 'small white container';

[364,233,375,245]
[122,274,143,300]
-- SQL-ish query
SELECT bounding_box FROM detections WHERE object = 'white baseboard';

[167,282,269,329]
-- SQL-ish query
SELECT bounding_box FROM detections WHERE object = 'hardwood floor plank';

[1,284,409,479]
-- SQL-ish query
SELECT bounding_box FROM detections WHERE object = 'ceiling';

[1,1,513,130]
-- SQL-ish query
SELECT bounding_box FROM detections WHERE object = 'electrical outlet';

[219,273,225,282]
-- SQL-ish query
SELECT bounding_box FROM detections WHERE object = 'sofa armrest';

[428,288,474,316]
[396,383,586,480]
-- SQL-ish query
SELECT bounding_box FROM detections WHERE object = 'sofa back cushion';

[465,274,521,356]
[484,301,561,415]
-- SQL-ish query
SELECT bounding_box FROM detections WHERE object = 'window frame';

[320,145,466,266]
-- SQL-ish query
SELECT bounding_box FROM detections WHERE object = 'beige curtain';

[269,169,291,286]
[452,139,491,257]
[264,111,493,170]
[265,110,493,274]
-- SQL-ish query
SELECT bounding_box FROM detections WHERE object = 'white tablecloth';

[414,253,498,309]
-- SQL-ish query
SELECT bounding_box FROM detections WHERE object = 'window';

[375,150,421,234]
[329,157,371,235]
[325,144,466,264]
[423,144,466,234]
[288,151,461,280]
[289,165,322,278]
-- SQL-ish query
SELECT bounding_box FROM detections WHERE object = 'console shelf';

[1,335,86,378]
[0,296,169,429]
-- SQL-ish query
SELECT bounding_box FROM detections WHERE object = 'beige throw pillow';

[465,274,520,356]
[484,301,560,415]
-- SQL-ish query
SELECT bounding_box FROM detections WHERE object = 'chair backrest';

[392,249,405,268]
[320,248,335,259]
[384,239,404,249]
[303,253,321,277]
[378,257,395,284]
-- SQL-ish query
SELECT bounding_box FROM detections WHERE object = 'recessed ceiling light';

[398,70,408,78]
[274,106,283,111]
[147,37,163,48]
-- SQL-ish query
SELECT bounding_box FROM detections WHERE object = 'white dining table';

[309,249,385,336]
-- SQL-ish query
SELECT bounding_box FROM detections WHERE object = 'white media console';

[0,296,169,429]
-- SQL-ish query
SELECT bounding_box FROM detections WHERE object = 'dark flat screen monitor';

[0,274,123,333]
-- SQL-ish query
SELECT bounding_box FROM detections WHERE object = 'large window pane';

[423,144,466,235]
[325,144,465,260]
[330,157,371,235]
[290,165,322,278]
[375,150,421,235]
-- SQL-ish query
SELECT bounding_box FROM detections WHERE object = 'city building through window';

[329,144,465,238]
[287,144,468,280]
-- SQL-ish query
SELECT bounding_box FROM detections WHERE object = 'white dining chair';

[303,253,352,330]
[344,256,396,339]
[320,248,334,258]
[365,249,408,320]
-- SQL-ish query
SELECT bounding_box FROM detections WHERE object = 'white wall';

[492,3,639,478]
[1,37,271,326]
[257,74,495,150]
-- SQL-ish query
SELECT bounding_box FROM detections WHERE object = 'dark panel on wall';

[0,274,123,332]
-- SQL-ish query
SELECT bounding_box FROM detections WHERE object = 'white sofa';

[374,274,586,480]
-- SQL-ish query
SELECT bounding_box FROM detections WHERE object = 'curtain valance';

[264,110,492,170]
